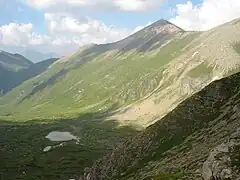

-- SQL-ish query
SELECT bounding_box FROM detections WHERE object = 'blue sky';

[0,0,240,60]
[0,0,197,31]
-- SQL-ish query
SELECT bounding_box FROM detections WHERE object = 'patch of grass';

[230,145,240,170]
[142,172,185,180]
[187,62,213,78]
[153,172,185,180]
[233,42,240,55]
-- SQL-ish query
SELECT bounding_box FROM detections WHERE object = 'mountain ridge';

[0,57,58,95]
[0,50,33,71]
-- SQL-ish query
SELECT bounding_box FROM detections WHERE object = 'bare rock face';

[202,128,240,180]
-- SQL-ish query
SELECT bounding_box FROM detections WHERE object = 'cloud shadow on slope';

[18,69,68,104]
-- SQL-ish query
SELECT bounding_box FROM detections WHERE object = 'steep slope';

[113,18,240,126]
[81,70,240,180]
[0,50,32,71]
[0,19,240,126]
[0,20,190,119]
[0,58,58,95]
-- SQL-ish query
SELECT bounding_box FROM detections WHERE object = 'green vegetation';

[153,172,184,180]
[141,172,184,180]
[230,145,240,170]
[0,32,199,120]
[225,42,240,76]
[0,107,138,180]
[233,42,240,55]
[187,62,213,77]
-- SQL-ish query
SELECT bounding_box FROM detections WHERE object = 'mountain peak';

[108,19,184,52]
[144,19,184,34]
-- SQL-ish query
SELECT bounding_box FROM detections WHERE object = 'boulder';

[202,129,240,180]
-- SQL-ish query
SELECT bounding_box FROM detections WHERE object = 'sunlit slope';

[0,20,195,119]
[113,19,240,126]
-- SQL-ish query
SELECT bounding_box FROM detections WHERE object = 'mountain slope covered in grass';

[0,20,196,121]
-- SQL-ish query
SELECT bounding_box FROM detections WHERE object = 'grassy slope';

[187,62,213,78]
[234,42,240,55]
[0,32,199,120]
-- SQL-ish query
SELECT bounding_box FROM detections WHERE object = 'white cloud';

[10,0,162,57]
[23,0,163,12]
[170,0,240,31]
[23,0,56,9]
[114,0,161,11]
[44,12,133,46]
[0,14,147,56]
[0,23,51,46]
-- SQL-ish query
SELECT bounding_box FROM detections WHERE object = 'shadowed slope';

[0,58,58,94]
[0,51,32,71]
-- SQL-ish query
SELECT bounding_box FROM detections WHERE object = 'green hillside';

[0,20,198,121]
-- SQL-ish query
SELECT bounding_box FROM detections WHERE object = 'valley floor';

[0,108,139,180]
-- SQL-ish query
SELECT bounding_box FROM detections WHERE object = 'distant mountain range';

[20,50,59,63]
[0,50,58,94]
[0,50,33,71]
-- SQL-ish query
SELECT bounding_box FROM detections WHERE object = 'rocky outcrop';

[202,128,240,180]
